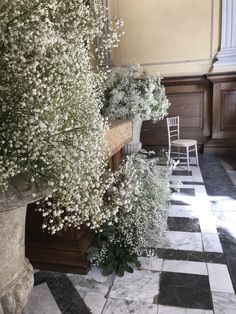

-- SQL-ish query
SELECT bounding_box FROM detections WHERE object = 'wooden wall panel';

[141,76,211,148]
[167,93,203,129]
[204,74,236,155]
[209,81,236,139]
[221,91,236,131]
[141,73,236,156]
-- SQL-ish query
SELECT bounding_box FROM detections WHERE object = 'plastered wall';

[110,0,221,76]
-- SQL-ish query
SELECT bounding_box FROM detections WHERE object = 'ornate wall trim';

[214,0,236,67]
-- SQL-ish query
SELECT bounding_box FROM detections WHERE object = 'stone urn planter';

[0,175,45,314]
[124,119,143,155]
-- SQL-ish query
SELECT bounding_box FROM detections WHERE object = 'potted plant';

[102,65,170,154]
[0,0,122,312]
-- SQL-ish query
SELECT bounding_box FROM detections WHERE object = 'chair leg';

[195,143,199,167]
[168,145,171,161]
[186,146,190,172]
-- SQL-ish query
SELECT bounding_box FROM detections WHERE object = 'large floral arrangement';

[0,0,122,233]
[102,65,170,121]
[87,152,172,276]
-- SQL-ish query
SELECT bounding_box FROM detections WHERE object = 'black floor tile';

[140,248,226,264]
[221,244,236,294]
[173,158,197,166]
[34,271,92,314]
[182,181,204,185]
[226,257,236,294]
[200,153,236,297]
[173,170,192,176]
[158,272,213,309]
[179,188,196,196]
[222,244,236,259]
[199,154,236,199]
[217,227,236,246]
[170,200,190,206]
[170,188,195,195]
[168,217,200,232]
[34,271,51,286]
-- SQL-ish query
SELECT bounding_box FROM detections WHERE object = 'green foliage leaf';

[134,260,141,268]
[116,267,125,277]
[122,264,134,273]
[102,263,114,276]
[86,246,99,261]
[115,245,121,257]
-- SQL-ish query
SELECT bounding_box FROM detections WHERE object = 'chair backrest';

[166,116,180,146]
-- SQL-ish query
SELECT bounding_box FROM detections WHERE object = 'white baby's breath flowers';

[102,65,170,121]
[115,153,171,253]
[0,0,122,232]
[89,152,172,266]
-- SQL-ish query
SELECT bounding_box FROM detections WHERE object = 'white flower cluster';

[91,152,172,264]
[0,0,122,233]
[102,65,170,121]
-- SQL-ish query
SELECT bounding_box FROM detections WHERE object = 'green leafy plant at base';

[87,224,141,277]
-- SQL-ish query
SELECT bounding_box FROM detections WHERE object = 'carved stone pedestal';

[0,174,44,313]
[0,206,33,314]
[124,119,143,155]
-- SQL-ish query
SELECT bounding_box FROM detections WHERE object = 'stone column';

[214,0,236,67]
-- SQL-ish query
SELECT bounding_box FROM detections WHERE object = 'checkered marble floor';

[24,154,236,314]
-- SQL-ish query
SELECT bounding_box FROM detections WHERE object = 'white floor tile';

[103,298,158,314]
[138,257,163,271]
[69,268,114,314]
[172,185,195,195]
[207,263,234,293]
[191,167,204,182]
[212,292,236,314]
[158,305,213,314]
[202,233,223,253]
[194,200,217,234]
[82,267,114,283]
[167,231,203,251]
[174,176,194,182]
[178,184,195,189]
[199,216,217,234]
[168,205,198,218]
[193,185,207,195]
[176,183,201,192]
[192,193,209,203]
[172,191,208,207]
[170,194,195,205]
[24,283,61,314]
[162,260,207,275]
[109,269,160,303]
